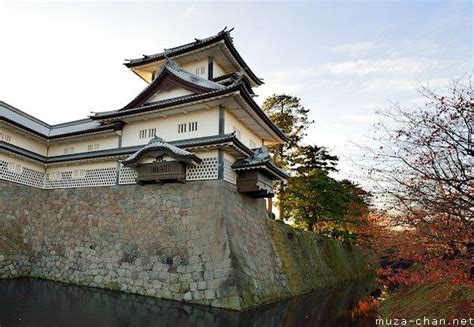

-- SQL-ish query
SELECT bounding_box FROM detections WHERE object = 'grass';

[380,280,474,320]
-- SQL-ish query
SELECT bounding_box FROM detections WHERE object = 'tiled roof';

[121,136,201,166]
[0,133,240,164]
[91,83,290,143]
[125,30,227,67]
[232,147,289,180]
[232,147,271,167]
[94,86,235,119]
[164,60,225,90]
[0,103,50,136]
[0,101,121,139]
[122,60,225,110]
[124,28,264,86]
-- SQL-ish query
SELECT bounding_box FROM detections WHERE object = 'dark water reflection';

[0,277,379,326]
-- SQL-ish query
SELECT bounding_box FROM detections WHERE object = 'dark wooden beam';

[218,105,225,135]
[208,57,214,80]
[217,148,224,180]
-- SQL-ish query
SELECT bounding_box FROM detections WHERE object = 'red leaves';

[377,258,472,290]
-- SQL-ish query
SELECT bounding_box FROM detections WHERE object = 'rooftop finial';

[218,26,234,35]
[218,26,228,35]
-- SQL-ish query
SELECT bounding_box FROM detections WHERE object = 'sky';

[0,1,472,182]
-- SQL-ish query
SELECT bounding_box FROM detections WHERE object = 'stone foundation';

[0,179,373,310]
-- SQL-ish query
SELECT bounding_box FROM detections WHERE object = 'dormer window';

[195,66,206,77]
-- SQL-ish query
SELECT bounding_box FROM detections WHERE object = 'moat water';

[0,277,379,326]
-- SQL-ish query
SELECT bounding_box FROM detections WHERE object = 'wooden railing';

[135,161,186,184]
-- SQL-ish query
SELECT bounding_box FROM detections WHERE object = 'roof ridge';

[125,28,232,65]
[50,118,94,128]
[123,28,263,86]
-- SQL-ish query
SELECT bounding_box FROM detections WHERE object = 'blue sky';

[0,1,471,182]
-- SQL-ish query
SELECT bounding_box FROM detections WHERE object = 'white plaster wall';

[121,108,219,147]
[213,61,226,78]
[223,151,236,163]
[0,153,46,173]
[224,111,262,149]
[193,149,218,159]
[146,88,194,103]
[46,161,116,173]
[181,58,209,78]
[0,126,47,156]
[48,135,119,157]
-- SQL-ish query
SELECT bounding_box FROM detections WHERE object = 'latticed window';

[195,66,206,76]
[148,128,156,137]
[49,171,62,181]
[178,123,187,133]
[72,169,86,179]
[87,144,100,151]
[0,133,11,143]
[139,129,147,139]
[64,147,75,154]
[7,162,22,173]
[188,121,198,132]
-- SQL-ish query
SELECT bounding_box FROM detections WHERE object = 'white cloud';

[363,78,416,92]
[341,114,378,123]
[321,58,437,75]
[182,5,200,18]
[269,67,321,80]
[332,41,377,56]
[363,76,451,93]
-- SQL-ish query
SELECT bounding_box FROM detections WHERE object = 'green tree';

[263,94,340,217]
[262,94,313,169]
[281,170,369,238]
[293,144,339,175]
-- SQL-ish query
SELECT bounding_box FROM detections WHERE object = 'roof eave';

[124,32,264,86]
[235,86,290,143]
[0,117,123,141]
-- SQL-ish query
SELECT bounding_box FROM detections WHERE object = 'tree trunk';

[267,198,273,218]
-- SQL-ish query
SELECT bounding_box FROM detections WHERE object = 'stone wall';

[0,179,373,310]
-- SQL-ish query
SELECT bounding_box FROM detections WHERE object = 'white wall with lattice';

[0,159,45,188]
[186,157,218,180]
[223,152,237,185]
[119,166,137,184]
[0,150,238,188]
[44,167,116,189]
